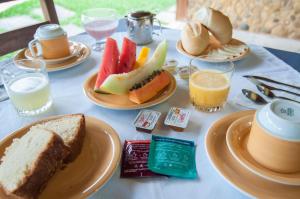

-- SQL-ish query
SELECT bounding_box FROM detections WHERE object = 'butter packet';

[177,66,197,80]
[133,110,161,133]
[163,59,178,74]
[164,107,191,132]
[148,135,197,179]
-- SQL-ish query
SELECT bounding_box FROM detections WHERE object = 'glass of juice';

[0,59,52,116]
[189,59,234,112]
[81,8,119,51]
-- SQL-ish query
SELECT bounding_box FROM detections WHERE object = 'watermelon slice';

[118,37,136,73]
[94,37,119,91]
[99,40,168,95]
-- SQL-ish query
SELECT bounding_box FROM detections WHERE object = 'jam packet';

[148,135,197,179]
[120,140,163,178]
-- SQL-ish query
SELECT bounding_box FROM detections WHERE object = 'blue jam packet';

[148,135,197,179]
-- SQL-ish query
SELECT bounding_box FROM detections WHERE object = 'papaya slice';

[128,70,171,104]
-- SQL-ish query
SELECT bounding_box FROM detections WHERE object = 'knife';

[246,77,300,97]
[243,75,300,90]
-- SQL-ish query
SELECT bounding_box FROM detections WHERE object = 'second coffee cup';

[28,24,70,59]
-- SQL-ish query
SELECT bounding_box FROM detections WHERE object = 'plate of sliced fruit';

[83,37,176,110]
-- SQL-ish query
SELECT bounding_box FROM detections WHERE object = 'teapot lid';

[127,11,155,20]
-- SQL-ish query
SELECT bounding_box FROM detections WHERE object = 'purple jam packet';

[120,140,164,178]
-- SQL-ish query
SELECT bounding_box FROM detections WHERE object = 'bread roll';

[181,22,209,55]
[195,7,232,44]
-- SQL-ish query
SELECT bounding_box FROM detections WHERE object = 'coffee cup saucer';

[226,115,300,186]
[24,41,81,64]
[14,42,90,72]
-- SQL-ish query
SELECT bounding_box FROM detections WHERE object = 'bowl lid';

[35,24,66,40]
[257,99,300,141]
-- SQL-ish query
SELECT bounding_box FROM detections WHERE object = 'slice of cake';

[34,114,85,163]
[0,127,68,199]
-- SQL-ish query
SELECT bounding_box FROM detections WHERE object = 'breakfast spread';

[148,135,197,179]
[133,110,161,133]
[0,114,85,198]
[164,107,191,132]
[2,5,300,199]
[121,140,164,178]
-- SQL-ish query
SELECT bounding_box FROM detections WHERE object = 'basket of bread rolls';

[177,7,250,62]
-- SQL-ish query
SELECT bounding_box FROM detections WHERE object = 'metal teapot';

[125,11,161,45]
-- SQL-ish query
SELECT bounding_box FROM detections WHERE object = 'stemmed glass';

[81,8,119,51]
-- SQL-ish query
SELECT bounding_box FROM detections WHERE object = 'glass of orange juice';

[189,59,234,112]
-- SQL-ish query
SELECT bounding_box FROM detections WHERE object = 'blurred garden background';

[0,0,176,60]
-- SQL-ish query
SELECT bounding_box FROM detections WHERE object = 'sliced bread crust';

[62,114,85,162]
[0,128,68,199]
[34,114,85,163]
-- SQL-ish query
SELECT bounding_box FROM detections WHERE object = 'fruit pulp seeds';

[148,135,197,179]
[121,140,163,178]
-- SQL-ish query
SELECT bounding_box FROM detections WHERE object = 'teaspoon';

[242,89,268,104]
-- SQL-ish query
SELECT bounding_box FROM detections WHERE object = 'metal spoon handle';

[276,96,300,104]
[244,75,300,90]
[273,88,300,97]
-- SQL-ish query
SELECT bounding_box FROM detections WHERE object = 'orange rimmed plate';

[83,71,177,110]
[14,42,91,72]
[205,110,300,198]
[0,115,121,199]
[226,115,300,186]
[176,37,250,63]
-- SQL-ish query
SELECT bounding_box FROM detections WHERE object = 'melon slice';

[94,38,119,91]
[100,40,168,95]
[118,37,136,73]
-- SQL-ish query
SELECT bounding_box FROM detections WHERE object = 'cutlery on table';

[256,85,300,104]
[246,77,300,97]
[242,89,268,105]
[244,75,300,90]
